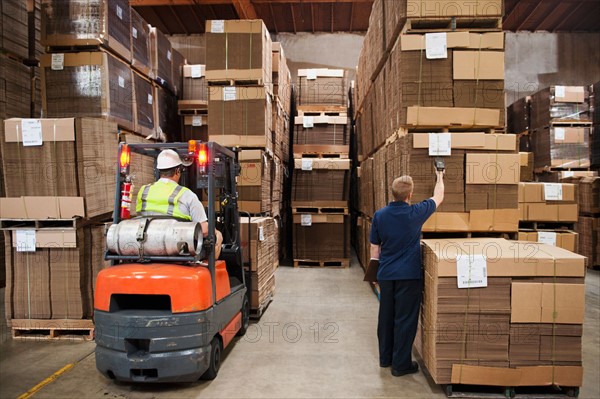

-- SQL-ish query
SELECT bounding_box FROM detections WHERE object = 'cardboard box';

[294,115,349,146]
[182,65,208,102]
[182,115,208,142]
[41,0,132,62]
[1,118,118,218]
[205,20,272,93]
[531,126,590,169]
[466,153,520,185]
[238,150,271,214]
[518,230,578,253]
[150,27,174,93]
[40,51,134,131]
[133,72,156,138]
[519,152,534,182]
[406,107,500,127]
[511,283,585,324]
[453,51,505,80]
[423,209,519,232]
[297,69,347,107]
[518,182,577,203]
[400,32,504,51]
[293,214,349,261]
[0,0,29,60]
[406,0,503,18]
[131,8,152,77]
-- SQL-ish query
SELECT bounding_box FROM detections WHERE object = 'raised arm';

[431,170,445,208]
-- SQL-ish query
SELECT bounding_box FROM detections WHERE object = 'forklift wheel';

[201,337,222,380]
[237,296,250,336]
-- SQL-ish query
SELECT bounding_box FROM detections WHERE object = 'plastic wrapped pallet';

[419,238,585,387]
[155,84,179,141]
[205,20,272,92]
[294,116,348,146]
[507,96,530,134]
[182,115,208,142]
[292,214,350,262]
[0,54,31,119]
[171,48,186,97]
[578,216,600,268]
[150,27,174,93]
[133,72,156,138]
[182,65,208,102]
[1,0,29,59]
[530,86,590,129]
[41,0,132,62]
[292,159,350,203]
[40,51,134,131]
[1,118,118,218]
[298,69,348,107]
[131,7,152,77]
[531,126,590,169]
[168,34,206,65]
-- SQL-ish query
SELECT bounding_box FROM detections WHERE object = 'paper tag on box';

[301,159,313,171]
[456,254,487,288]
[167,50,172,61]
[306,69,317,80]
[192,116,202,127]
[118,76,125,88]
[147,94,153,105]
[21,119,43,146]
[223,86,237,101]
[554,127,566,141]
[259,226,265,241]
[425,33,447,59]
[16,230,36,252]
[116,5,123,20]
[301,214,312,227]
[51,53,64,70]
[537,231,557,246]
[544,183,563,201]
[132,27,138,39]
[428,133,451,156]
[555,85,566,99]
[211,20,225,33]
[191,65,202,78]
[303,116,314,128]
[562,171,575,178]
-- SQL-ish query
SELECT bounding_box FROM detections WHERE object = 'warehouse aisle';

[2,267,599,398]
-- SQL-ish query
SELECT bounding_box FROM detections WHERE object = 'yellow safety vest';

[136,181,193,221]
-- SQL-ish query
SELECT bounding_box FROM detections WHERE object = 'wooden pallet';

[406,126,506,134]
[0,218,80,230]
[402,17,502,34]
[250,292,273,320]
[442,383,580,398]
[293,259,350,268]
[11,319,94,341]
[292,206,348,215]
[207,78,265,87]
[422,232,518,240]
[293,144,349,159]
[548,120,592,126]
[518,221,576,231]
[534,166,591,174]
[297,105,348,118]
[293,151,349,159]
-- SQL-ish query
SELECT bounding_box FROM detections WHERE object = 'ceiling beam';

[534,4,562,31]
[269,2,279,34]
[189,4,206,30]
[503,1,522,28]
[571,3,600,31]
[131,0,373,5]
[290,4,297,34]
[349,1,354,32]
[310,3,315,33]
[552,2,583,31]
[516,0,544,31]
[145,6,169,33]
[232,0,258,19]
[330,3,334,33]
[169,5,188,34]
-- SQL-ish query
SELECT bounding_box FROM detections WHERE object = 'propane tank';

[120,180,133,219]
[107,218,203,257]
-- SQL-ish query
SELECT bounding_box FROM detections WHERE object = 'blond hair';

[392,176,414,202]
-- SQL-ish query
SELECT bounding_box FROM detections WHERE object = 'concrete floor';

[0,262,599,399]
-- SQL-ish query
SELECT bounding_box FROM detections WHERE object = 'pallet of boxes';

[205,19,278,315]
[292,68,350,268]
[353,0,582,394]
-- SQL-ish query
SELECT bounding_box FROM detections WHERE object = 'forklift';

[94,141,249,383]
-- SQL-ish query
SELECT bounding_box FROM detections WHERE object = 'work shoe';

[391,361,419,376]
[380,362,391,368]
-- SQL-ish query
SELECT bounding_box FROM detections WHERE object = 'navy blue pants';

[378,279,423,370]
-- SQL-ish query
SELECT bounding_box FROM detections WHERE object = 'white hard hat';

[157,149,183,170]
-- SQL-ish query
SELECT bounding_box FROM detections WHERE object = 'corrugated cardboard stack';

[0,118,116,323]
[592,81,600,169]
[564,176,600,268]
[416,238,585,387]
[272,42,292,164]
[1,0,29,61]
[238,150,272,215]
[39,0,185,141]
[509,86,592,172]
[241,217,278,311]
[179,64,209,142]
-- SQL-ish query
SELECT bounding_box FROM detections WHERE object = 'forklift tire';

[237,296,250,336]
[201,337,222,380]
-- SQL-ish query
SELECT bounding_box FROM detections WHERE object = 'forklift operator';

[136,149,223,259]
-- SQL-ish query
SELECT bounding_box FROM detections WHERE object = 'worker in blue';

[137,149,223,258]
[369,171,444,376]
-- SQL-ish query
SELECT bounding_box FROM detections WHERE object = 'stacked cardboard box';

[179,64,209,142]
[297,69,347,107]
[592,81,600,169]
[509,86,592,170]
[565,176,600,268]
[1,0,29,60]
[518,183,578,223]
[206,20,273,151]
[272,42,291,164]
[168,34,206,65]
[238,150,272,215]
[519,152,534,182]
[241,217,278,310]
[417,238,585,386]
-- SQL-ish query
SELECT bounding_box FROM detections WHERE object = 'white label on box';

[21,119,43,146]
[259,226,265,241]
[132,27,138,39]
[191,65,202,78]
[147,94,153,105]
[223,86,237,101]
[456,254,487,289]
[301,159,313,171]
[303,116,314,128]
[192,116,202,127]
[301,214,312,227]
[167,50,172,61]
[537,231,557,246]
[118,76,125,88]
[51,53,64,70]
[562,171,575,178]
[543,183,563,201]
[211,20,225,33]
[306,69,317,80]
[554,127,565,141]
[555,85,566,99]
[425,32,448,59]
[116,5,123,20]
[428,133,451,156]
[16,230,36,252]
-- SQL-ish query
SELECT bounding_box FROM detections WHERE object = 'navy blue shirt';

[370,199,437,281]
